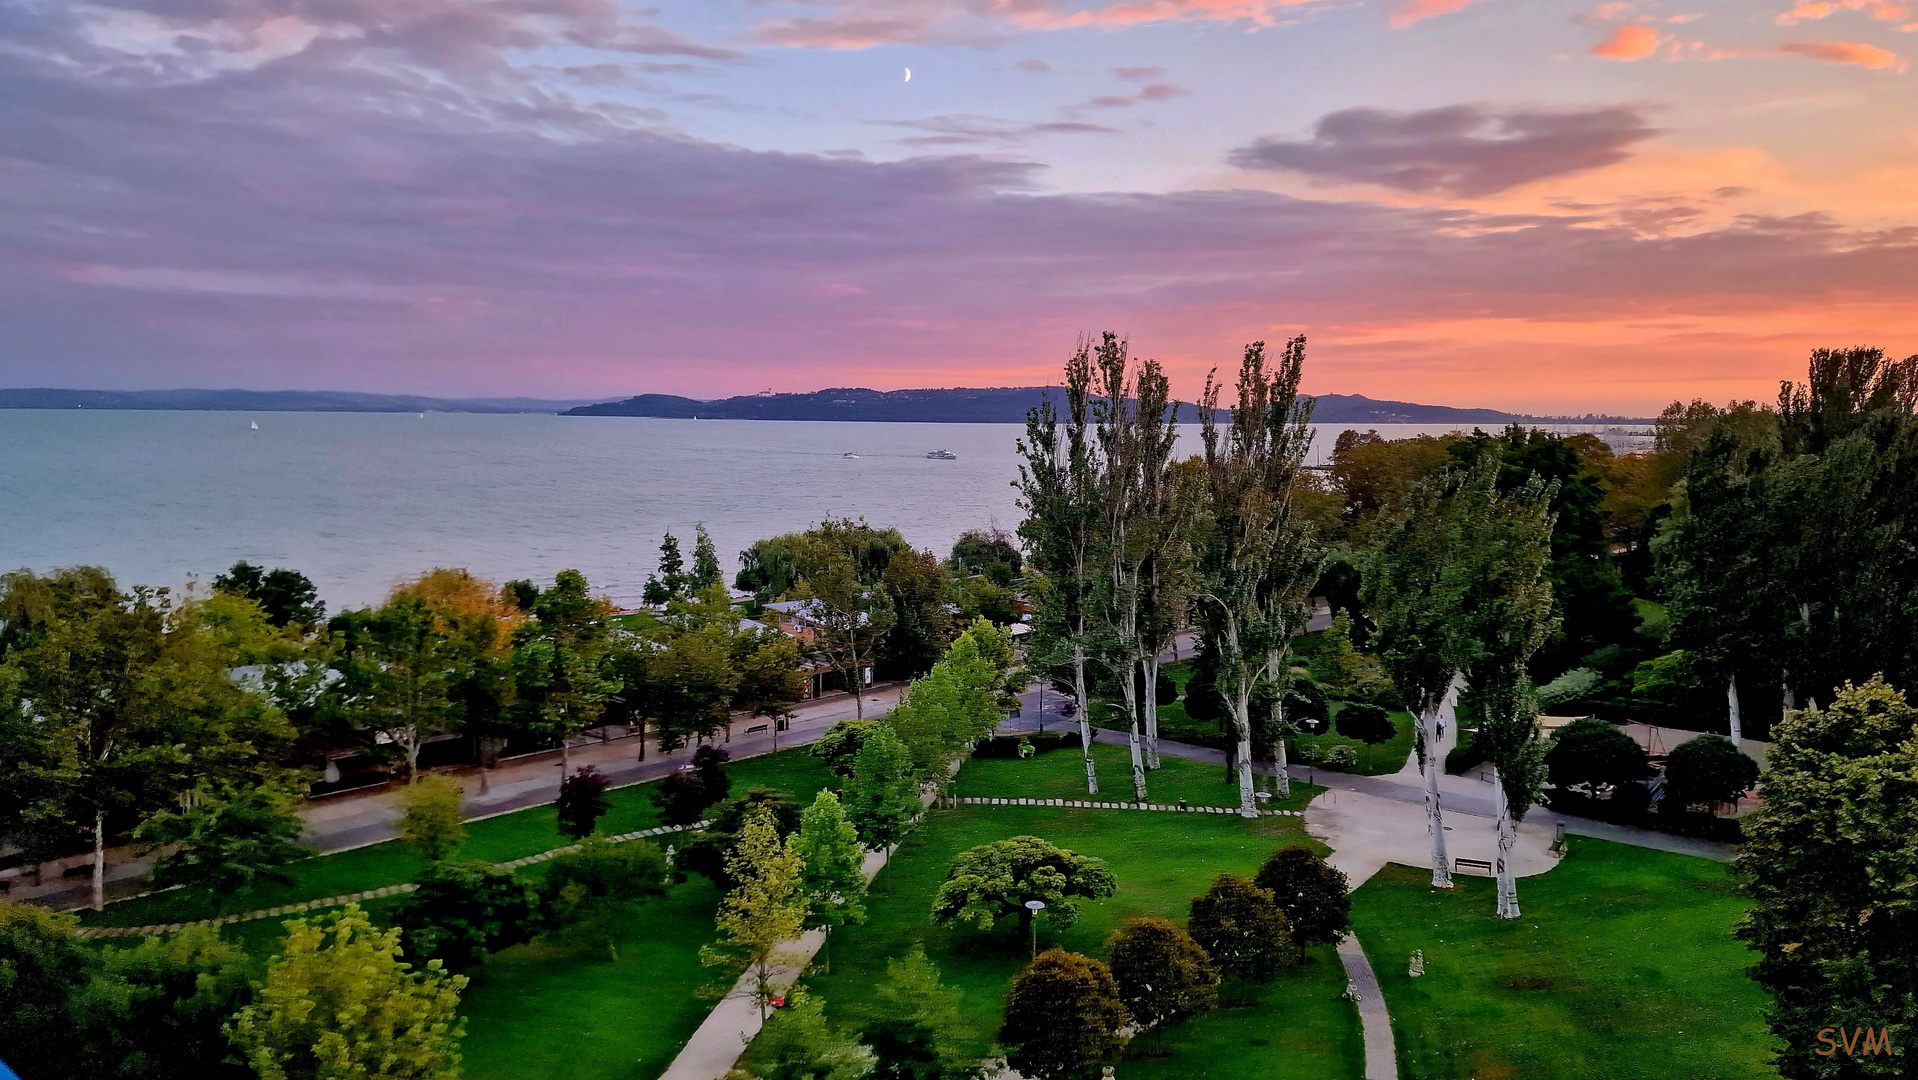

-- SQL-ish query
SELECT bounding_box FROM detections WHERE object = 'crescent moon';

[903,67,912,82]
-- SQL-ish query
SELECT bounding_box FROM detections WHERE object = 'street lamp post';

[1025,899,1047,958]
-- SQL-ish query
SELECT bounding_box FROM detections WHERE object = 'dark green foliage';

[556,765,612,839]
[810,719,880,777]
[857,947,982,1080]
[1739,677,1918,1079]
[653,768,715,826]
[393,861,536,972]
[970,732,1083,758]
[999,949,1129,1080]
[693,744,733,803]
[502,579,539,612]
[950,528,1022,586]
[1187,874,1296,990]
[538,837,669,960]
[750,992,875,1080]
[1444,727,1487,775]
[643,532,688,606]
[90,928,255,1080]
[1334,702,1395,745]
[1252,846,1351,946]
[1103,915,1217,1039]
[1154,669,1179,706]
[1662,735,1759,811]
[0,902,97,1079]
[679,787,806,889]
[877,548,955,681]
[1282,679,1327,733]
[1545,717,1651,792]
[931,835,1117,936]
[132,785,309,911]
[214,561,324,627]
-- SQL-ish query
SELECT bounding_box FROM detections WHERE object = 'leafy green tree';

[931,835,1117,937]
[733,628,807,739]
[1663,734,1760,812]
[690,524,724,594]
[328,591,468,783]
[538,837,668,961]
[844,725,921,851]
[877,548,955,681]
[643,614,739,752]
[644,532,689,606]
[393,860,536,973]
[510,569,617,784]
[1192,338,1321,812]
[751,990,877,1080]
[398,775,466,861]
[92,927,256,1080]
[133,782,309,912]
[704,806,808,1018]
[857,947,980,1080]
[1252,845,1351,946]
[0,568,289,909]
[793,790,867,932]
[810,719,880,777]
[231,905,466,1080]
[949,528,1022,585]
[1187,874,1295,995]
[885,621,1019,779]
[556,764,612,838]
[1544,717,1650,793]
[1334,702,1395,745]
[998,949,1129,1080]
[0,901,95,1079]
[653,768,715,826]
[1738,677,1918,1079]
[213,561,325,628]
[794,541,896,722]
[1017,341,1104,794]
[1104,915,1217,1050]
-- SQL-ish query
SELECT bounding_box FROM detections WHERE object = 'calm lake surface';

[0,412,1641,609]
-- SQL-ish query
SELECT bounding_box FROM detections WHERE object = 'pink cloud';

[1780,39,1907,67]
[1777,0,1912,24]
[1592,24,1662,58]
[1389,0,1494,28]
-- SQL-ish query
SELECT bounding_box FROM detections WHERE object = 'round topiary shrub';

[1336,702,1396,745]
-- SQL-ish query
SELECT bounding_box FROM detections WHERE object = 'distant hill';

[565,387,1636,425]
[0,389,603,413]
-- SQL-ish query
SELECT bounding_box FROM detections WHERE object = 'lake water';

[0,412,1644,609]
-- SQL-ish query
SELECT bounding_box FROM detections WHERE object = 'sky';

[1,0,1915,413]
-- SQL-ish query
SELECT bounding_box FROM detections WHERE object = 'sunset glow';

[3,0,1915,413]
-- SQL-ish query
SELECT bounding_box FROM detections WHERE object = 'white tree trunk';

[1142,656,1161,770]
[1421,704,1453,889]
[1232,693,1257,818]
[1494,775,1519,919]
[1074,644,1098,795]
[92,811,106,912]
[1272,729,1291,800]
[560,736,571,788]
[1125,693,1148,803]
[1726,673,1742,744]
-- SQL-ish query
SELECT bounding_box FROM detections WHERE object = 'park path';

[1337,933,1398,1080]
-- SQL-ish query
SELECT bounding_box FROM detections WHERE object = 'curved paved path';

[1337,933,1398,1080]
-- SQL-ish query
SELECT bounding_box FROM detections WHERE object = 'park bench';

[744,723,769,734]
[1455,857,1494,875]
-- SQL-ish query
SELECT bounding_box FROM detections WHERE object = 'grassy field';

[1350,838,1778,1080]
[84,748,837,927]
[804,805,1361,1079]
[954,740,1323,811]
[1111,662,1414,779]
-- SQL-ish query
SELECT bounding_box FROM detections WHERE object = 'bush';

[932,836,1117,934]
[1187,874,1296,992]
[653,768,714,826]
[999,950,1129,1080]
[1283,680,1329,733]
[556,765,611,839]
[1335,702,1395,745]
[538,838,669,960]
[1252,846,1351,946]
[1536,667,1603,710]
[1319,745,1359,771]
[398,776,466,861]
[1444,730,1487,775]
[692,745,732,803]
[809,719,880,777]
[973,731,1084,758]
[1155,669,1179,705]
[1545,717,1650,793]
[1662,734,1759,811]
[678,787,806,889]
[393,861,536,972]
[1104,916,1217,1043]
[1369,686,1406,712]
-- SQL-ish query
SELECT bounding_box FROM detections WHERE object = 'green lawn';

[804,806,1361,1079]
[84,748,838,927]
[954,741,1322,811]
[1293,700,1415,777]
[1350,838,1778,1080]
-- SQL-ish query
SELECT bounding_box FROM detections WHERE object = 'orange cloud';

[1592,24,1661,58]
[1388,0,1492,28]
[1777,0,1911,24]
[1780,39,1907,67]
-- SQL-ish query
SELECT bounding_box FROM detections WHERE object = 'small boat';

[843,453,860,459]
[250,421,259,430]
[925,449,957,460]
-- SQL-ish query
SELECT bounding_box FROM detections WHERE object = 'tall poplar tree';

[1192,338,1320,813]
[1018,339,1103,794]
